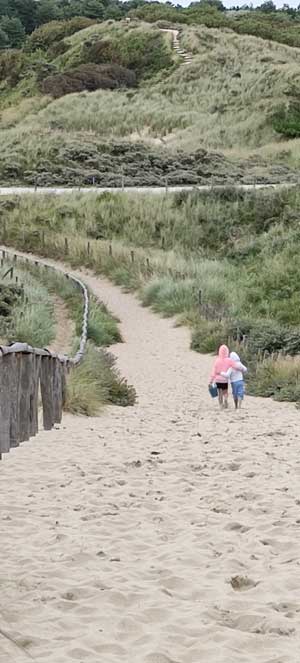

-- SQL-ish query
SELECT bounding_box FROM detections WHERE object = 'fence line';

[0,249,89,459]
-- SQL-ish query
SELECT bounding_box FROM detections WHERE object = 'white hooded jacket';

[221,351,247,383]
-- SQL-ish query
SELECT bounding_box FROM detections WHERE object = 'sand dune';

[1,264,300,662]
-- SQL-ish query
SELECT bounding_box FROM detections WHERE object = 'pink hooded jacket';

[210,345,237,384]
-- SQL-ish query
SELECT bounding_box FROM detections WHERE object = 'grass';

[0,255,135,414]
[0,23,299,183]
[247,355,300,403]
[0,262,56,346]
[65,342,136,415]
[4,187,300,403]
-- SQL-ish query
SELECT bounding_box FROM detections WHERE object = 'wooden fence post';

[9,353,21,448]
[40,356,54,430]
[87,241,90,257]
[198,289,202,307]
[29,353,40,437]
[64,238,69,255]
[146,257,150,271]
[19,353,33,443]
[130,250,134,263]
[109,244,112,257]
[0,354,12,454]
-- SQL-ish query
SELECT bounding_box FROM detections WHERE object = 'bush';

[227,318,300,357]
[191,319,227,354]
[26,17,96,52]
[65,343,136,415]
[41,62,136,97]
[141,277,197,317]
[248,355,300,402]
[83,30,173,79]
[84,299,122,346]
[272,101,300,139]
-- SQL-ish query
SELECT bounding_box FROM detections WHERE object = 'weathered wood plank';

[0,355,12,453]
[40,355,54,431]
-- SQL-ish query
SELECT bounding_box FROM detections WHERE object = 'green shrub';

[191,319,227,354]
[41,62,136,97]
[85,299,122,346]
[83,30,173,79]
[141,277,197,317]
[247,355,300,401]
[65,343,136,415]
[26,18,96,52]
[272,101,300,139]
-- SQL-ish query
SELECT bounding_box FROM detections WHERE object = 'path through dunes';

[1,263,300,663]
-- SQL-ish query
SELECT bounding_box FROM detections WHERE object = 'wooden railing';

[0,249,89,458]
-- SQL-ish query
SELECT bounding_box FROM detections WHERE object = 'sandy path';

[1,259,300,663]
[49,295,75,356]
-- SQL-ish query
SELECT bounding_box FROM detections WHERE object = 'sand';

[1,264,300,663]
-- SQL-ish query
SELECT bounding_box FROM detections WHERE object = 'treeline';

[0,0,134,47]
[1,0,300,49]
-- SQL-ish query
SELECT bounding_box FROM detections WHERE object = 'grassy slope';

[4,187,300,402]
[0,21,299,184]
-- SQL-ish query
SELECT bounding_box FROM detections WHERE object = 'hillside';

[0,16,299,186]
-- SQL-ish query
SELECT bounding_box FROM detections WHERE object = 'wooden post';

[40,356,54,430]
[0,354,12,454]
[0,258,3,268]
[15,276,18,285]
[130,250,134,263]
[29,354,40,437]
[162,237,165,250]
[64,237,69,255]
[53,359,63,425]
[87,241,90,257]
[9,354,21,448]
[109,244,112,257]
[146,257,150,271]
[10,267,13,280]
[198,289,202,307]
[18,353,33,443]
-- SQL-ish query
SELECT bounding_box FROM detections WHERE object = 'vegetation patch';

[41,63,136,98]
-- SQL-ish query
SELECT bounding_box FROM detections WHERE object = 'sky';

[169,0,300,6]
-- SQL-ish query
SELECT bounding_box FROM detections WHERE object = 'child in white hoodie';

[221,351,247,409]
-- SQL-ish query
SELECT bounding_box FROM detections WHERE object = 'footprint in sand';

[145,655,181,663]
[229,575,259,591]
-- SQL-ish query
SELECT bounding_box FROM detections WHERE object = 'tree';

[36,0,62,25]
[0,26,8,48]
[0,16,25,47]
[10,0,38,33]
[259,1,276,12]
[199,0,225,12]
[81,0,105,19]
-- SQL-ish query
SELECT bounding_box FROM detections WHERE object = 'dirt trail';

[49,295,75,356]
[160,28,193,65]
[1,255,300,663]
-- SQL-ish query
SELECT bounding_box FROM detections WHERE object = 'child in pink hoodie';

[209,344,237,409]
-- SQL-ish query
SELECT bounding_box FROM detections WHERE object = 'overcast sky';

[173,0,299,6]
